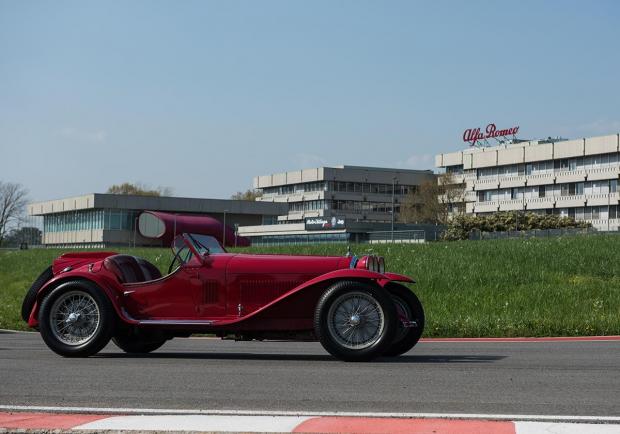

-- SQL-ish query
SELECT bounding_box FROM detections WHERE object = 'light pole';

[391,177,396,243]
[222,210,228,246]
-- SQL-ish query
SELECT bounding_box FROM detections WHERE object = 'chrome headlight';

[367,255,378,272]
[378,256,385,274]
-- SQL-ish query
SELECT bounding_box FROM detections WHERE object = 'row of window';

[43,209,141,233]
[331,200,401,214]
[477,180,618,202]
[289,200,328,212]
[476,152,620,179]
[262,181,417,196]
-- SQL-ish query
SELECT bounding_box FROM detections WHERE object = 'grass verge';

[1,235,619,337]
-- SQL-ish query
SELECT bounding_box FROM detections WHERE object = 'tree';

[0,181,29,246]
[3,226,42,247]
[399,173,465,225]
[107,182,173,197]
[231,189,263,201]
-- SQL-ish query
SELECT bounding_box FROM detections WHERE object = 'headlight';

[378,256,385,274]
[367,255,377,272]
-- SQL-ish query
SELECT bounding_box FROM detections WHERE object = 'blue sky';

[1,0,619,201]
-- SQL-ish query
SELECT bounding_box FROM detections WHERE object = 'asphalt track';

[0,332,618,417]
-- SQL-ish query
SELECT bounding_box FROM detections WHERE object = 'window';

[538,185,545,198]
[569,183,576,196]
[569,159,577,171]
[592,207,600,220]
[576,183,584,195]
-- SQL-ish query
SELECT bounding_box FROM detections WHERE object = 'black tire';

[383,283,425,357]
[314,280,397,362]
[113,329,167,354]
[38,280,115,357]
[21,266,53,323]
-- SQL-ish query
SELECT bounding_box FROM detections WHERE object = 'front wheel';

[38,280,115,357]
[314,281,397,362]
[383,283,425,357]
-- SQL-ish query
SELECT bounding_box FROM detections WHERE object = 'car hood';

[226,254,352,276]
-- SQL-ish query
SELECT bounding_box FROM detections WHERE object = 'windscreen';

[187,234,226,255]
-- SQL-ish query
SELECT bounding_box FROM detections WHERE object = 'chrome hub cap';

[50,291,100,346]
[327,291,385,350]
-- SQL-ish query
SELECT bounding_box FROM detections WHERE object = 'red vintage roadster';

[22,233,424,361]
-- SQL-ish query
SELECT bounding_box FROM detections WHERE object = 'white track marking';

[1,405,619,424]
[75,415,311,432]
[516,421,620,434]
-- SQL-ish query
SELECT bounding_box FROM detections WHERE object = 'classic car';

[21,233,424,361]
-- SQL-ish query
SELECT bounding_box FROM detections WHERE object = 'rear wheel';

[383,284,425,357]
[113,329,167,354]
[314,281,397,362]
[38,280,115,357]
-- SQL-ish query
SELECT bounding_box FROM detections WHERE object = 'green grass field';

[1,235,619,337]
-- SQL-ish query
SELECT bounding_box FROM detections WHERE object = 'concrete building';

[435,133,620,231]
[254,165,436,223]
[28,193,287,247]
[238,165,438,244]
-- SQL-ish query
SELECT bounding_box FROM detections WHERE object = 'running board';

[121,309,216,326]
[137,319,216,326]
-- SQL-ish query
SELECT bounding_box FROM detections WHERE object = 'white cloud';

[58,127,108,143]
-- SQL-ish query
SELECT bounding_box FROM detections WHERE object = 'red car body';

[23,234,424,361]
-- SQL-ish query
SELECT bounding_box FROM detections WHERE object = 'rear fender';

[29,271,130,328]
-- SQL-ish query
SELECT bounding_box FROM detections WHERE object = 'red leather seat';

[103,255,162,284]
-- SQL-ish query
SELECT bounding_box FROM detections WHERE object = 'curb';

[1,410,620,434]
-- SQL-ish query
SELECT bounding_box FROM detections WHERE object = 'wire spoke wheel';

[49,291,100,346]
[326,291,385,350]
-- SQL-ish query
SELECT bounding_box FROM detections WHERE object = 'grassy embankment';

[1,236,619,337]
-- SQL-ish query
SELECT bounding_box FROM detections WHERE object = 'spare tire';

[21,266,53,323]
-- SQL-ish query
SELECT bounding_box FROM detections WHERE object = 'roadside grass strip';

[3,235,620,337]
[1,409,620,433]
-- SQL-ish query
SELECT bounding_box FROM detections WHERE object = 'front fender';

[380,272,415,284]
[220,268,414,329]
[28,271,130,328]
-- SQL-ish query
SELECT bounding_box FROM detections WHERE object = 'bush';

[443,212,591,241]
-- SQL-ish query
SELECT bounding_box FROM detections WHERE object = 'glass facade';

[43,209,141,233]
[250,232,350,246]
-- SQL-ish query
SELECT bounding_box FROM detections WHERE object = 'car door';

[122,260,205,319]
[194,253,234,319]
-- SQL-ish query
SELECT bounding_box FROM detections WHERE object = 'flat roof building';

[435,133,620,231]
[28,193,287,248]
[254,165,436,223]
[240,165,438,244]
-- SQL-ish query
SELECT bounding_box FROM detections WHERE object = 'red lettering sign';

[463,123,519,146]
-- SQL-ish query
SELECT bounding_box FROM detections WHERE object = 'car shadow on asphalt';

[94,352,506,363]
